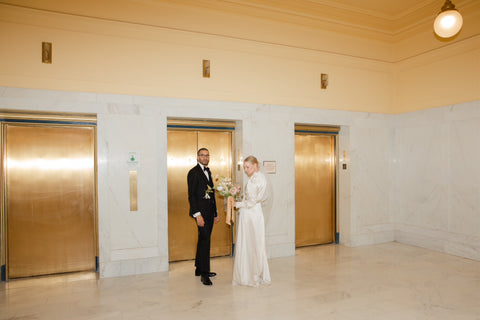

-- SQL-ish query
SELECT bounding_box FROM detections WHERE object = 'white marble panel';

[396,226,480,261]
[244,105,296,257]
[394,124,449,230]
[349,122,394,240]
[155,116,169,267]
[96,113,111,270]
[393,101,480,261]
[101,257,167,278]
[338,126,352,244]
[0,86,105,114]
[101,114,159,251]
[449,117,480,236]
[110,247,160,261]
[97,110,168,277]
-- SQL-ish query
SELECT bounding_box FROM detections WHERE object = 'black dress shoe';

[195,270,216,277]
[201,275,212,286]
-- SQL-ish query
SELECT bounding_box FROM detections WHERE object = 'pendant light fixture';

[433,0,463,38]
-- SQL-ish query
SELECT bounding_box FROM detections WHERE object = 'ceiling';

[0,0,475,42]
[181,0,473,39]
[311,0,438,18]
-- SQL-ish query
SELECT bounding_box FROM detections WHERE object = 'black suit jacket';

[187,164,217,219]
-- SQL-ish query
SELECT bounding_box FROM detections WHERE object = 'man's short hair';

[197,148,209,156]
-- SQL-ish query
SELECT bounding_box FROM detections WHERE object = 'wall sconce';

[42,42,52,64]
[321,73,328,89]
[237,155,243,171]
[203,59,210,78]
[433,0,463,38]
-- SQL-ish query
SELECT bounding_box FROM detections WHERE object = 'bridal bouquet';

[214,175,241,199]
[207,175,241,225]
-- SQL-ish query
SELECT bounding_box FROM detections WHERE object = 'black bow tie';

[204,167,210,172]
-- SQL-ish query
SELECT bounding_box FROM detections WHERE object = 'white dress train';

[233,171,271,287]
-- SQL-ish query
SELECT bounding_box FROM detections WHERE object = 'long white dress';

[233,171,271,287]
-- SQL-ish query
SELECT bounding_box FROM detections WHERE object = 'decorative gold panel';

[295,133,336,247]
[198,131,233,257]
[167,129,233,262]
[5,124,96,278]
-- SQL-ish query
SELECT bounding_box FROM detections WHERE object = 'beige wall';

[394,39,480,113]
[0,1,479,114]
[392,2,480,113]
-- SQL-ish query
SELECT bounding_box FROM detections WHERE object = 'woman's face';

[243,161,258,177]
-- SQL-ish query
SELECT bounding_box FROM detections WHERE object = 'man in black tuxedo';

[187,148,219,286]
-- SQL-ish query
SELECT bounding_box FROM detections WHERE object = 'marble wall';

[392,101,480,261]
[0,86,478,278]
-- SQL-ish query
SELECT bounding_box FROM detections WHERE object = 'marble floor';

[1,242,479,320]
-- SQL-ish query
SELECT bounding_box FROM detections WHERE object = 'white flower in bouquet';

[207,175,241,199]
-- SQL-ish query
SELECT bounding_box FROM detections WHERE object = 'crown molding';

[1,0,478,58]
[160,0,478,41]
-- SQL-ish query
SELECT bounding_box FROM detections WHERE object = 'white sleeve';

[236,173,267,209]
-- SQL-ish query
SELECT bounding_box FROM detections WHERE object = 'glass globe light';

[433,1,463,38]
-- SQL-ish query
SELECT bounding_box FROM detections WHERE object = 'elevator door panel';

[167,130,232,262]
[295,134,335,247]
[6,125,96,278]
[198,131,233,256]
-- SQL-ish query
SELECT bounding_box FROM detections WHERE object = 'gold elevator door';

[5,124,96,279]
[295,133,336,247]
[167,129,233,262]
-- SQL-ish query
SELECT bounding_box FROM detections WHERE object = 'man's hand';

[214,216,220,223]
[196,215,205,227]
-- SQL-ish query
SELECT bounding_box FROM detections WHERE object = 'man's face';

[197,150,210,166]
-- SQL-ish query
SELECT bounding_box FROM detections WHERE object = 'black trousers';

[195,216,214,275]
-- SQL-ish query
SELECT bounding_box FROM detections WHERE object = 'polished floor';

[1,242,479,320]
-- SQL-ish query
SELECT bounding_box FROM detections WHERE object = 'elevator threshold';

[5,271,98,285]
[295,242,336,249]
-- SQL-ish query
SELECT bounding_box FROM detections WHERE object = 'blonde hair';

[244,155,258,166]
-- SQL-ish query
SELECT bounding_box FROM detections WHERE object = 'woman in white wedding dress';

[233,156,271,287]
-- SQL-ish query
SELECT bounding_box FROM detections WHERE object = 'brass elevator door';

[295,133,336,247]
[167,129,233,262]
[5,124,96,278]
